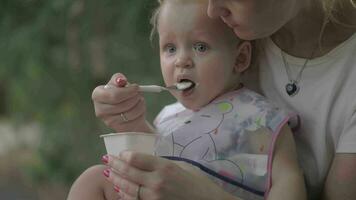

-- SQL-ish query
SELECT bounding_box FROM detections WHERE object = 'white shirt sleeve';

[153,102,184,128]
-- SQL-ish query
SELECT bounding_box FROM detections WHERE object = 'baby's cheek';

[161,68,174,85]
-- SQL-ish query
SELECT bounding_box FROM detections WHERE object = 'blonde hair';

[320,0,356,25]
[316,0,356,49]
[150,0,355,41]
[149,0,163,42]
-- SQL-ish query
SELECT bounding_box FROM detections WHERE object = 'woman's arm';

[103,125,306,200]
[104,152,243,200]
[322,153,356,200]
[267,124,307,200]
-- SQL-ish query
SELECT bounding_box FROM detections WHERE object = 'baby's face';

[158,0,246,110]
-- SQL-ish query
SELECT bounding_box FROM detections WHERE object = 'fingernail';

[103,169,110,178]
[114,185,120,193]
[102,155,109,164]
[116,77,127,87]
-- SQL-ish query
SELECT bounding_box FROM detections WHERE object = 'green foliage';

[0,0,175,185]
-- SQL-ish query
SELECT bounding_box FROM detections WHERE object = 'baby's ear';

[233,41,252,73]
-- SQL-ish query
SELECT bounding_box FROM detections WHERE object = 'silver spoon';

[139,82,194,93]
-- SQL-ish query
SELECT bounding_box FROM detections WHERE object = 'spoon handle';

[138,85,168,93]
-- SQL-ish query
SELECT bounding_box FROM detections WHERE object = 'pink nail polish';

[116,77,127,87]
[102,155,109,164]
[114,185,120,193]
[103,169,110,178]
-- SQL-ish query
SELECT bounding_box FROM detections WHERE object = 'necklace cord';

[280,47,319,96]
[280,48,318,84]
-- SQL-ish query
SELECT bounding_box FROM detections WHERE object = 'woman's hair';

[320,0,356,25]
[317,0,356,48]
[150,0,355,42]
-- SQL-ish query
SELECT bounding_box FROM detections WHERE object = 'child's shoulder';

[154,102,185,126]
[215,88,280,112]
[214,88,295,132]
[161,101,185,115]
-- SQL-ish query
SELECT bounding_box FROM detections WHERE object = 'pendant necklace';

[280,48,316,97]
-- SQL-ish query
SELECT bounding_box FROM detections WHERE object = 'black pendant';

[285,82,299,96]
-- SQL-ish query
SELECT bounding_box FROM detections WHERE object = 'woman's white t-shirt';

[258,33,356,199]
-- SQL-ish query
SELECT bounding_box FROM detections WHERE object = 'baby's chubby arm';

[267,124,307,200]
[92,73,154,133]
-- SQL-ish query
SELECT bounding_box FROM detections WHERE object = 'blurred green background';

[0,0,175,199]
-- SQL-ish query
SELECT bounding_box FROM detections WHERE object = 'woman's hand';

[92,73,153,133]
[102,152,237,200]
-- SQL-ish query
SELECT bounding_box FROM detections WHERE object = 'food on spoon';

[176,81,194,91]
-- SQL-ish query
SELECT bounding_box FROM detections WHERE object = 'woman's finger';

[116,77,127,87]
[105,169,153,200]
[92,84,139,104]
[102,114,146,133]
[107,156,150,186]
[117,97,146,122]
[119,192,136,200]
[102,98,146,125]
[103,169,138,200]
[102,73,127,89]
[109,73,127,87]
[119,151,169,171]
[94,95,141,117]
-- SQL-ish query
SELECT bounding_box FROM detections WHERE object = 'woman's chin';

[233,27,270,41]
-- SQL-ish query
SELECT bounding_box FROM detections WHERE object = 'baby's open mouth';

[176,79,196,91]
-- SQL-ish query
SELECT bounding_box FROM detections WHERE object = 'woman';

[69,0,356,199]
[207,0,356,199]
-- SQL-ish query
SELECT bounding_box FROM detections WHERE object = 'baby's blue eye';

[164,44,176,54]
[194,43,208,52]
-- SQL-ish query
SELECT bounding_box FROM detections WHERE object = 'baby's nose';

[174,56,193,69]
